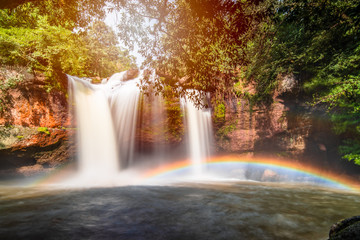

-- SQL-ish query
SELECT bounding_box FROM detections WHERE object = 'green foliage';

[165,104,184,141]
[115,0,270,102]
[0,1,135,90]
[37,127,50,135]
[339,140,360,165]
[246,0,360,165]
[1,21,87,76]
[0,0,108,29]
[216,121,238,141]
[16,135,24,140]
[82,21,136,77]
[214,103,226,123]
[162,85,185,142]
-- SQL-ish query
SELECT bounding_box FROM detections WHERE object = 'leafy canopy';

[0,0,135,89]
[114,0,269,105]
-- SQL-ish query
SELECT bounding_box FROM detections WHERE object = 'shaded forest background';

[0,0,359,166]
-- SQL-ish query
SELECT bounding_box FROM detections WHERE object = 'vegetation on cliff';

[246,0,360,165]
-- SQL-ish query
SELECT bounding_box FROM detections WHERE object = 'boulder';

[328,216,360,240]
[0,127,76,178]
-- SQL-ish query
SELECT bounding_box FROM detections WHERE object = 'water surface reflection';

[0,182,359,240]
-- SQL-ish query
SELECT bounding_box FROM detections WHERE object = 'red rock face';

[0,127,76,177]
[212,84,360,176]
[213,73,307,156]
[11,128,70,150]
[0,79,70,128]
[215,96,309,154]
[217,99,287,152]
[0,72,74,177]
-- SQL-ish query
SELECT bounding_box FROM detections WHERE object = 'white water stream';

[183,96,213,177]
[68,70,213,184]
[69,77,120,181]
[68,72,141,184]
[107,73,140,168]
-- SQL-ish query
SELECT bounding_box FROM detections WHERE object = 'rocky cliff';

[213,76,360,176]
[0,66,74,178]
[1,67,359,178]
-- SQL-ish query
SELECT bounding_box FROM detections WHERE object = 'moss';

[216,121,238,141]
[214,103,226,125]
[37,127,50,135]
[276,151,290,158]
[233,81,243,96]
[165,102,184,142]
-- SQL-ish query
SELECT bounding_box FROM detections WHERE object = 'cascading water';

[107,73,140,168]
[68,76,120,181]
[182,94,213,177]
[68,72,141,185]
[68,70,214,184]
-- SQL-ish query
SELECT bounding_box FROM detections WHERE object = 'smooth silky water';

[0,182,359,240]
[1,71,360,240]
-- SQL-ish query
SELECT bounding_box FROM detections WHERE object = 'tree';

[0,0,135,89]
[114,0,271,105]
[246,0,360,164]
[82,21,136,77]
[0,0,109,29]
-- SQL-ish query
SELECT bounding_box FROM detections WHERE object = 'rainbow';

[24,163,77,187]
[143,155,360,192]
[28,155,360,192]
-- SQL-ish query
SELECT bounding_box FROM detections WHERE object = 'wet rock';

[214,98,290,154]
[90,76,102,84]
[16,164,46,177]
[136,93,184,152]
[0,71,70,128]
[0,127,76,178]
[329,216,360,240]
[0,126,37,149]
[11,128,69,150]
[0,68,75,177]
[213,79,360,177]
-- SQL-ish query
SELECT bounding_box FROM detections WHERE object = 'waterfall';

[107,74,140,168]
[68,70,214,184]
[183,94,213,177]
[68,76,120,180]
[68,72,141,183]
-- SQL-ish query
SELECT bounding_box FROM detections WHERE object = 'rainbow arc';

[143,155,360,192]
